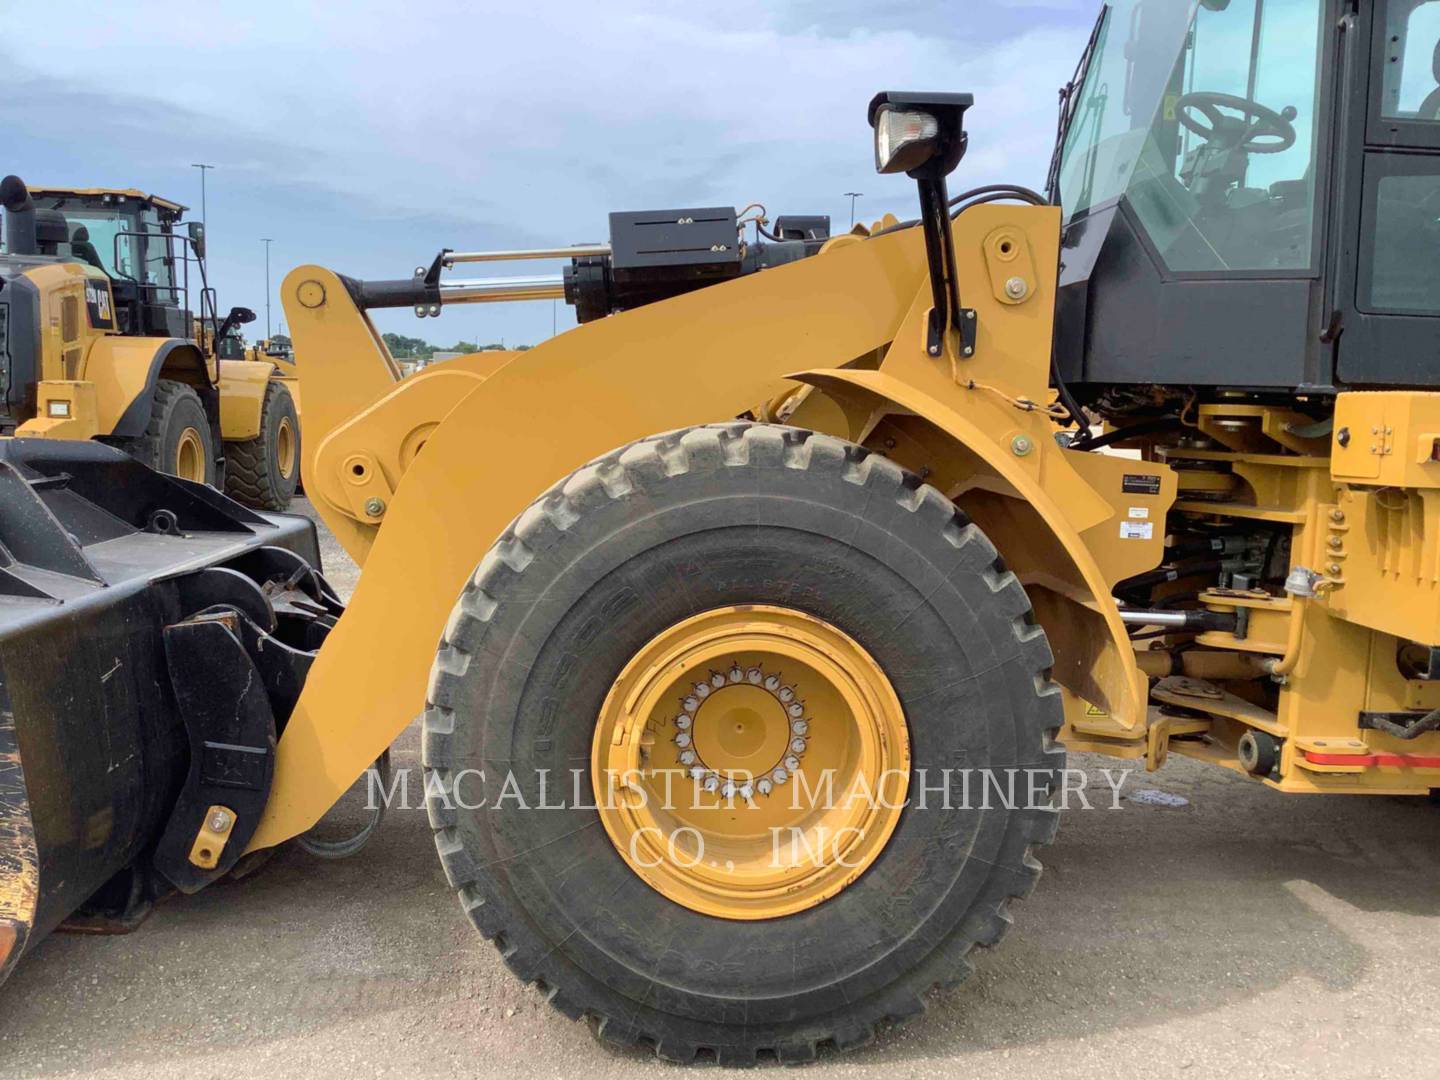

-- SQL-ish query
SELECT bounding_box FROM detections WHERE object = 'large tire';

[224,382,300,511]
[125,378,216,485]
[424,423,1063,1064]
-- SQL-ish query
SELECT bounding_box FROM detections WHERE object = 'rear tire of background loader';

[424,422,1063,1065]
[127,379,216,486]
[223,382,300,511]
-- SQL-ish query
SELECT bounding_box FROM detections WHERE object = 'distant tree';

[382,332,435,359]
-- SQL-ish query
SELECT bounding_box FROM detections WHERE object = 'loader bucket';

[0,439,331,985]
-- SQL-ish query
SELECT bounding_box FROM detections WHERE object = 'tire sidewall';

[262,384,300,504]
[157,383,216,485]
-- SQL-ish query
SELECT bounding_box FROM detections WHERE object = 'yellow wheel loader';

[0,181,299,508]
[4,0,1440,1062]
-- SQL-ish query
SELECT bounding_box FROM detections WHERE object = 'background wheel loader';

[4,0,1440,1063]
[214,327,303,510]
[0,179,301,509]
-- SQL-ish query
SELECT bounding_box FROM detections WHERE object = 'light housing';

[873,107,940,175]
[867,91,974,179]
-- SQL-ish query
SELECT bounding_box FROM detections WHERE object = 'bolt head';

[1004,276,1029,300]
[1330,510,1345,523]
[208,810,231,833]
[962,346,974,357]
[364,497,386,516]
[1328,562,1343,576]
[1011,435,1034,457]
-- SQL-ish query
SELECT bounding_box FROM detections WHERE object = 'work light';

[873,106,941,175]
[867,92,972,180]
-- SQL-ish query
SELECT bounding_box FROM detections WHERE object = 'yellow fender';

[217,358,274,441]
[790,368,1148,729]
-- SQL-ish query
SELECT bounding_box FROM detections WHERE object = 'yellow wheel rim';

[174,427,206,482]
[592,606,909,920]
[276,416,297,480]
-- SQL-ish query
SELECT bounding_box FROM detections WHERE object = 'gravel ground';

[2,500,1438,1078]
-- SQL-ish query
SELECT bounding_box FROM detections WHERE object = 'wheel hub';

[678,664,811,797]
[593,605,909,920]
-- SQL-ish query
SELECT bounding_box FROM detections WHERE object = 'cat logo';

[84,281,114,330]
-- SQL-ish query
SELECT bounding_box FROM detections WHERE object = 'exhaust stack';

[0,176,37,256]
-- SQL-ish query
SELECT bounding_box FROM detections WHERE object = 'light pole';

[261,238,274,340]
[844,191,864,229]
[190,164,215,230]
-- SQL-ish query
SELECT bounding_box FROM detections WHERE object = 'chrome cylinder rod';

[1117,610,1194,627]
[438,274,566,303]
[443,245,610,267]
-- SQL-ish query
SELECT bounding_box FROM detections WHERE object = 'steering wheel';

[1175,92,1297,154]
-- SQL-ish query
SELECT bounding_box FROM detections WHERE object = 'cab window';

[1360,160,1440,314]
[1058,0,1328,275]
[1126,0,1327,273]
[1381,0,1440,120]
[65,210,139,279]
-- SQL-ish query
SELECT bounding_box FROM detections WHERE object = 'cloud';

[1,1,1092,345]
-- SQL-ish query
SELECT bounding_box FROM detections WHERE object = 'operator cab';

[1053,0,1440,395]
[23,187,196,339]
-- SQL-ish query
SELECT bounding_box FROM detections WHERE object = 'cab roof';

[27,186,187,216]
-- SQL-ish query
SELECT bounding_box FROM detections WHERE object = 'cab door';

[1335,0,1440,385]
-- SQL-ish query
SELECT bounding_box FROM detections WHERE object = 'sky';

[2,0,1100,348]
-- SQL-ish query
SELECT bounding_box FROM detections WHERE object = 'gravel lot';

[2,500,1438,1079]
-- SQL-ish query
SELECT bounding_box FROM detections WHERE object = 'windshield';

[29,198,179,295]
[1057,0,1199,218]
[45,204,140,278]
[1057,0,1326,273]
